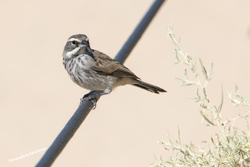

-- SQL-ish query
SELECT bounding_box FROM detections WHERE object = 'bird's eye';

[71,41,76,45]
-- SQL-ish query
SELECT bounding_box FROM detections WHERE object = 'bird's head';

[62,34,91,59]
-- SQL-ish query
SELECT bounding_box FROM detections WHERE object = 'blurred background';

[1,0,250,166]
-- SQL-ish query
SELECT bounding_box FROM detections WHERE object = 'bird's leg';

[82,91,98,100]
[80,88,112,109]
[100,88,112,96]
[80,91,98,109]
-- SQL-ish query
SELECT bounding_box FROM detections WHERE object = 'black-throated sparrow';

[62,34,166,108]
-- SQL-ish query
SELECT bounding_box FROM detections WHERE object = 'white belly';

[65,55,118,91]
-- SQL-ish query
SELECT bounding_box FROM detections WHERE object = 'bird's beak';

[79,44,87,48]
[80,39,89,48]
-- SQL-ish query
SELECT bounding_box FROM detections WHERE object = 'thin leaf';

[166,130,169,138]
[235,84,239,94]
[217,83,224,115]
[196,88,201,102]
[177,126,181,144]
[203,88,207,99]
[209,63,213,76]
[211,137,216,147]
[184,69,189,80]
[200,109,216,126]
[199,58,208,80]
[245,117,249,131]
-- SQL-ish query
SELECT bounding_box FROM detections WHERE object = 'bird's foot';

[80,88,112,110]
[80,91,100,109]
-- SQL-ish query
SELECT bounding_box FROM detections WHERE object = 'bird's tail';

[132,80,166,94]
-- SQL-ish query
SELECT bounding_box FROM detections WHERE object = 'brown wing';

[91,50,140,79]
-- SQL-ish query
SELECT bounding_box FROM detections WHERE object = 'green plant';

[151,24,250,167]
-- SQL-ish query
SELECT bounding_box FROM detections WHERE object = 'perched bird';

[62,34,166,107]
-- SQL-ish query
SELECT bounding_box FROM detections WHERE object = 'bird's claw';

[80,95,97,110]
[90,98,97,110]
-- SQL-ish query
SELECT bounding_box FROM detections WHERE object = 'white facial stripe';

[85,37,88,41]
[65,47,80,58]
[67,38,81,43]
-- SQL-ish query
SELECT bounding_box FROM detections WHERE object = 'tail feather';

[132,80,166,94]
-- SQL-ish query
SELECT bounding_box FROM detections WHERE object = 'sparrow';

[62,34,166,108]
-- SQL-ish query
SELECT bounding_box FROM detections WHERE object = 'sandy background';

[1,0,250,166]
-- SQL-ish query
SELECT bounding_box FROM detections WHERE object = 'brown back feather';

[91,50,140,79]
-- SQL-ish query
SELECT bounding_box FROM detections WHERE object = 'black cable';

[36,1,165,166]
